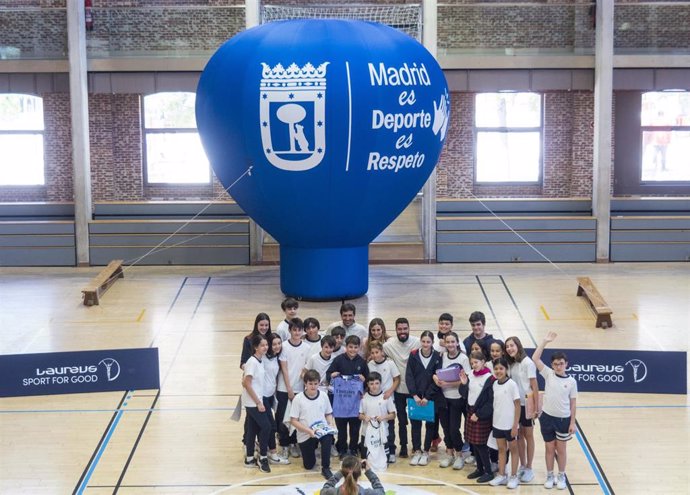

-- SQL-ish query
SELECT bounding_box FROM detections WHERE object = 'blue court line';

[75,393,131,495]
[575,429,611,495]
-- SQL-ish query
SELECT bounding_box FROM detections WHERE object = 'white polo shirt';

[540,366,578,418]
[242,355,266,408]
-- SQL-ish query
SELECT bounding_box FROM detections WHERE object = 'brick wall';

[0,1,245,58]
[615,4,690,49]
[2,1,687,58]
[86,4,245,56]
[437,91,596,199]
[436,1,687,52]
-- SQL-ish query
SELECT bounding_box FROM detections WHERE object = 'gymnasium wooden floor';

[1,262,688,494]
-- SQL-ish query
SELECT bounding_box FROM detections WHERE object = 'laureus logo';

[98,358,121,382]
[625,359,647,383]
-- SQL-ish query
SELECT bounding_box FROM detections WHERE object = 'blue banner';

[530,348,686,394]
[0,348,160,397]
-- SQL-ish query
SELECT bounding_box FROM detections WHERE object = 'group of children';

[240,299,578,491]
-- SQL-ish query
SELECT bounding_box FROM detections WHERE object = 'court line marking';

[74,276,188,493]
[476,275,504,338]
[73,391,131,495]
[159,277,211,388]
[114,390,161,493]
[540,305,551,320]
[136,309,146,323]
[206,472,483,495]
[499,275,538,347]
[575,420,614,495]
[114,278,209,491]
[493,279,610,491]
[19,326,46,353]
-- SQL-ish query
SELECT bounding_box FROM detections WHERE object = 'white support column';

[245,0,260,29]
[246,0,264,263]
[422,0,438,263]
[592,0,614,262]
[67,0,92,266]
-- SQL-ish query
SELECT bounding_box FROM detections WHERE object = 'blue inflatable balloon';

[196,19,449,300]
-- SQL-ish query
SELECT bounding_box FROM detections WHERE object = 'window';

[474,92,542,183]
[143,92,210,184]
[640,91,690,182]
[0,94,45,185]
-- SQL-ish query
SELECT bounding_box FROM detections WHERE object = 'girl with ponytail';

[321,456,385,495]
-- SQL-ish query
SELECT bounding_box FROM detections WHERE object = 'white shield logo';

[260,62,328,171]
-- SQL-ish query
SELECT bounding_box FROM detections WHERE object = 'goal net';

[261,4,422,40]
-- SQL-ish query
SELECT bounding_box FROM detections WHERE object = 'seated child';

[290,370,337,480]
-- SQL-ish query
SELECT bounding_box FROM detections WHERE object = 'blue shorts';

[539,412,572,442]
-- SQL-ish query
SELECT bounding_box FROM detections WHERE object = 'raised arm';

[364,468,386,494]
[532,330,557,371]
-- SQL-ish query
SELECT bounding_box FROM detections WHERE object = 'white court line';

[208,471,482,495]
[20,327,45,353]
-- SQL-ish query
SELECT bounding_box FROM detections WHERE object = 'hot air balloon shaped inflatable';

[196,19,449,300]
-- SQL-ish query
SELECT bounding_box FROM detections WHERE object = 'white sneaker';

[439,455,454,468]
[267,452,290,465]
[491,462,498,473]
[410,451,422,466]
[418,452,429,466]
[452,456,465,470]
[280,446,290,459]
[465,455,476,465]
[289,444,301,458]
[556,472,567,490]
[544,472,555,489]
[387,453,396,464]
[507,475,520,489]
[517,465,525,479]
[520,467,535,482]
[488,474,508,486]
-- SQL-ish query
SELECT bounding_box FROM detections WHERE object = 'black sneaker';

[467,469,483,480]
[244,457,257,469]
[258,457,271,473]
[338,450,347,460]
[399,447,409,459]
[477,473,495,483]
[321,467,334,480]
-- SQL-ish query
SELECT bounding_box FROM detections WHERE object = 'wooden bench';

[82,260,124,306]
[576,276,613,328]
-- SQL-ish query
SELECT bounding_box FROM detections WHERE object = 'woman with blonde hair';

[321,456,385,495]
[363,318,390,361]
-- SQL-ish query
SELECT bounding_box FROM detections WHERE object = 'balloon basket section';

[279,245,369,301]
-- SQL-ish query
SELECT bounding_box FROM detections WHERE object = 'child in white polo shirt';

[533,331,578,490]
[290,369,337,480]
[488,357,521,489]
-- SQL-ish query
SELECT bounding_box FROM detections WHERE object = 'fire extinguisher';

[85,0,94,31]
